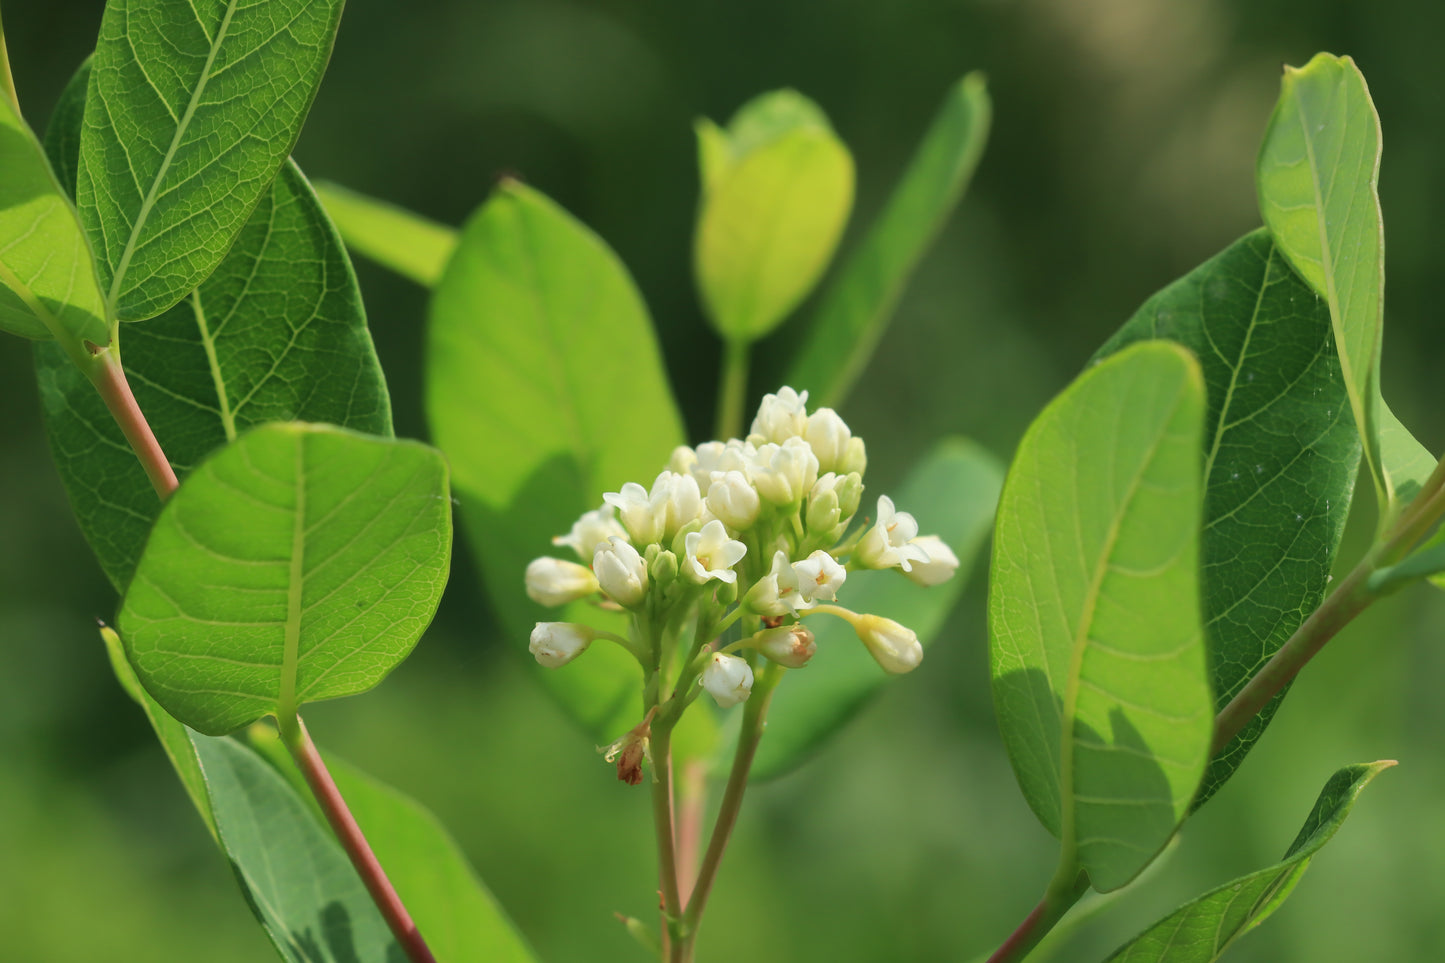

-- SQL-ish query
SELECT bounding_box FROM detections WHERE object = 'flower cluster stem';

[650,724,684,956]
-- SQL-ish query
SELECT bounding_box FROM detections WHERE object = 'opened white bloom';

[525,557,599,607]
[553,506,628,562]
[904,535,959,587]
[793,550,846,604]
[855,495,930,572]
[803,408,853,473]
[529,622,595,668]
[702,652,754,707]
[751,623,817,668]
[750,437,819,506]
[684,519,748,584]
[604,482,664,545]
[745,549,811,616]
[594,536,649,606]
[749,386,809,444]
[853,614,923,673]
[706,470,761,530]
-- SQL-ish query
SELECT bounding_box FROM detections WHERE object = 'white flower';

[745,549,811,616]
[651,471,703,541]
[749,386,809,444]
[853,614,923,674]
[552,506,628,562]
[683,519,747,584]
[668,445,699,477]
[529,622,595,668]
[751,623,817,668]
[749,437,819,506]
[855,495,930,572]
[594,536,649,606]
[706,470,761,530]
[692,439,754,488]
[904,535,960,587]
[702,653,754,707]
[604,482,663,545]
[793,550,846,604]
[803,408,852,473]
[525,557,599,607]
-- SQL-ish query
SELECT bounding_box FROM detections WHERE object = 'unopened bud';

[525,557,599,607]
[594,536,649,607]
[751,623,816,668]
[650,548,679,587]
[838,436,867,477]
[529,622,596,667]
[803,407,852,473]
[805,486,841,536]
[853,614,922,674]
[833,471,864,521]
[702,653,754,707]
[707,470,761,530]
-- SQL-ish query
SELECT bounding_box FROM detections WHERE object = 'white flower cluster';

[525,387,960,715]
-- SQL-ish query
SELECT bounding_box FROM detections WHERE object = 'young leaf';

[752,437,1003,780]
[785,73,992,407]
[0,70,106,344]
[989,341,1212,892]
[41,56,89,195]
[118,423,452,735]
[694,90,855,343]
[1256,53,1426,514]
[38,150,392,590]
[78,0,346,322]
[1096,229,1360,807]
[314,180,458,287]
[426,180,684,740]
[1104,761,1394,962]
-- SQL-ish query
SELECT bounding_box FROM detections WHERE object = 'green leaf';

[1095,229,1360,806]
[426,180,684,739]
[989,341,1212,892]
[785,73,991,407]
[41,56,89,196]
[78,0,346,322]
[694,91,854,343]
[1104,761,1394,962]
[0,71,106,343]
[314,181,458,288]
[1256,53,1427,515]
[38,149,393,590]
[753,437,1003,780]
[118,423,452,735]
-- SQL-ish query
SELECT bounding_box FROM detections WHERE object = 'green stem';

[88,347,179,499]
[715,338,750,440]
[984,867,1090,963]
[277,714,436,963]
[650,723,684,959]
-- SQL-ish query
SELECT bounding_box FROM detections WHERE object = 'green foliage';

[1104,761,1393,961]
[693,89,855,343]
[990,341,1212,892]
[77,0,345,322]
[314,181,458,288]
[426,179,683,739]
[786,73,991,408]
[1097,229,1360,806]
[119,423,451,735]
[753,437,1002,780]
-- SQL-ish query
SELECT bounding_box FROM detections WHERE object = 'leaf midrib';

[279,434,305,718]
[190,289,237,441]
[106,0,242,315]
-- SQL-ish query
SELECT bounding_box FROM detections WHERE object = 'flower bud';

[652,471,703,541]
[525,557,599,607]
[833,471,864,522]
[903,535,960,587]
[529,622,596,668]
[853,614,922,674]
[749,386,809,444]
[684,519,748,584]
[604,482,664,545]
[804,482,841,536]
[594,536,649,606]
[702,653,754,707]
[803,407,852,473]
[750,623,816,668]
[668,445,698,477]
[553,506,628,562]
[750,437,819,506]
[838,436,867,477]
[793,550,846,604]
[707,470,761,530]
[650,548,679,588]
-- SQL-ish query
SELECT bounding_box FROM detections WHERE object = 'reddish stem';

[675,760,708,905]
[88,349,178,498]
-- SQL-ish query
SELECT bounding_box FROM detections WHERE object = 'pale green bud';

[529,622,596,668]
[650,549,679,587]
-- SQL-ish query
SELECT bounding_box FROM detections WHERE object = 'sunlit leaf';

[989,342,1212,891]
[118,423,451,735]
[786,73,991,407]
[78,0,346,321]
[427,179,684,739]
[1097,229,1360,806]
[1104,761,1393,961]
[315,180,458,288]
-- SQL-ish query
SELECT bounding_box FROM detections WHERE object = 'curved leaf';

[426,180,683,739]
[786,73,991,407]
[753,437,1002,780]
[1105,761,1393,962]
[78,0,346,321]
[989,341,1212,891]
[1096,229,1360,806]
[315,180,458,288]
[119,423,451,735]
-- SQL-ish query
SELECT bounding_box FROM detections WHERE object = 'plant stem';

[278,713,436,963]
[984,868,1089,963]
[650,724,684,958]
[676,760,708,905]
[677,663,782,961]
[88,348,179,498]
[714,338,750,440]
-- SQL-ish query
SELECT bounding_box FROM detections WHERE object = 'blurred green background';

[3,0,1445,960]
